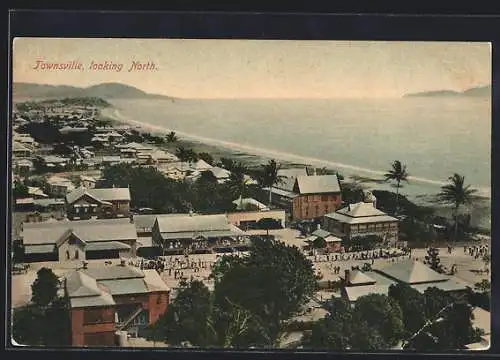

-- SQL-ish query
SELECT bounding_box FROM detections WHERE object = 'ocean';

[109,97,491,227]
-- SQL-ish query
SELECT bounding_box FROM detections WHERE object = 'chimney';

[317,223,321,230]
[82,261,88,269]
[344,269,350,284]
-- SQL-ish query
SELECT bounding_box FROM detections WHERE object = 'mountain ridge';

[12,82,177,100]
[403,85,491,98]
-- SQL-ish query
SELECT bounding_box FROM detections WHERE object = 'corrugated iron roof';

[156,213,232,233]
[82,266,144,281]
[376,259,449,284]
[86,241,131,251]
[99,278,149,295]
[295,175,341,194]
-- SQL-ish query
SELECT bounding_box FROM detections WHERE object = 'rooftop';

[66,186,131,204]
[324,202,399,224]
[294,175,341,195]
[155,213,233,234]
[374,259,450,285]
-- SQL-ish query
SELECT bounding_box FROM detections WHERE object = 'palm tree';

[166,131,178,143]
[384,160,409,215]
[437,173,477,242]
[260,160,284,207]
[226,163,248,209]
[175,147,190,162]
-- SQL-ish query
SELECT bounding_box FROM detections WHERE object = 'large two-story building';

[64,262,170,346]
[267,172,343,221]
[65,187,131,220]
[323,194,399,245]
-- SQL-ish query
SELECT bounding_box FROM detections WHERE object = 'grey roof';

[133,214,158,232]
[33,198,66,207]
[267,187,299,199]
[209,167,231,179]
[375,259,449,285]
[344,284,392,302]
[21,218,136,246]
[136,237,154,248]
[410,278,470,293]
[42,156,68,164]
[82,266,145,281]
[347,270,377,285]
[24,244,56,254]
[143,270,170,292]
[276,168,308,192]
[160,229,243,240]
[86,241,132,251]
[324,202,399,224]
[99,278,149,295]
[13,141,31,152]
[69,293,115,308]
[312,229,331,238]
[65,271,102,297]
[295,175,341,194]
[155,214,232,234]
[66,187,131,204]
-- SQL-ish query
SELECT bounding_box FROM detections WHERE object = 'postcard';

[10,37,491,351]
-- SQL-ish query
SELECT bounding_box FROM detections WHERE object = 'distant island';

[403,85,491,98]
[12,82,177,101]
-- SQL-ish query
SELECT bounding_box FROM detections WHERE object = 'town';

[11,97,491,350]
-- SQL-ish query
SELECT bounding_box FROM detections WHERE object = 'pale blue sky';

[13,38,491,99]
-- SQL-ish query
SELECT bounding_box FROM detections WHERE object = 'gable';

[74,194,101,206]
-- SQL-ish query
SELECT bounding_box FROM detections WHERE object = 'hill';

[403,85,491,98]
[12,82,176,100]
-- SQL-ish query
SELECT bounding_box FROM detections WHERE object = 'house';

[116,142,153,153]
[20,218,137,262]
[192,159,213,171]
[12,141,32,158]
[64,262,170,346]
[28,186,49,199]
[151,213,247,254]
[65,187,131,220]
[33,198,66,212]
[340,259,471,304]
[15,197,35,212]
[307,228,343,252]
[268,173,342,221]
[14,159,33,176]
[158,162,192,181]
[13,133,37,146]
[233,197,269,211]
[59,126,89,135]
[39,155,70,169]
[323,192,399,245]
[80,175,97,189]
[132,214,184,257]
[226,209,287,231]
[46,175,76,197]
[145,150,179,164]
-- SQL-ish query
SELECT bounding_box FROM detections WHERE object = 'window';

[83,309,114,324]
[75,250,79,259]
[322,195,329,201]
[66,250,70,260]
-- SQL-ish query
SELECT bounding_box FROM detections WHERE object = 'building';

[28,186,48,199]
[12,141,32,158]
[151,213,247,254]
[46,175,76,197]
[306,228,343,252]
[232,197,269,211]
[64,263,170,346]
[66,187,131,220]
[14,159,33,176]
[323,193,399,245]
[39,155,70,169]
[340,259,471,304]
[79,175,97,189]
[20,218,137,262]
[226,209,287,231]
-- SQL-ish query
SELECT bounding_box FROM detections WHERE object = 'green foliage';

[346,234,383,251]
[146,280,213,347]
[437,173,477,242]
[175,147,198,163]
[308,294,404,351]
[384,160,409,214]
[13,269,69,346]
[341,182,365,204]
[166,131,178,143]
[31,268,60,308]
[312,237,327,249]
[13,180,29,199]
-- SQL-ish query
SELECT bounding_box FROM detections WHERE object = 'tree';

[213,239,317,347]
[308,297,352,350]
[384,160,409,215]
[198,152,214,166]
[259,160,284,207]
[12,305,45,345]
[226,163,248,209]
[31,268,60,308]
[13,180,29,199]
[147,280,213,347]
[388,283,427,337]
[166,131,178,143]
[256,217,281,237]
[437,173,477,242]
[424,247,444,274]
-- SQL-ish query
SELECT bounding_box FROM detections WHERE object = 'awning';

[86,241,131,251]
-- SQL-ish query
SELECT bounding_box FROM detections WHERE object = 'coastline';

[103,106,491,231]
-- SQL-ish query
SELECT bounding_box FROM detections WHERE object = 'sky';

[12,38,491,99]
